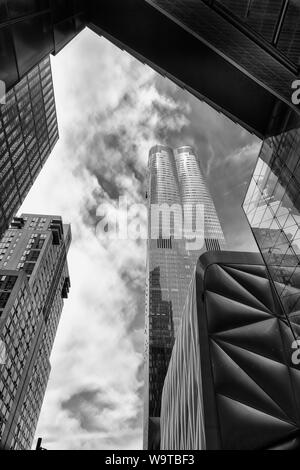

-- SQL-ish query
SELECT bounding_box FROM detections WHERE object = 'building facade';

[0,56,58,236]
[243,128,300,340]
[161,251,300,450]
[0,0,87,91]
[144,145,225,449]
[1,1,299,138]
[0,214,71,450]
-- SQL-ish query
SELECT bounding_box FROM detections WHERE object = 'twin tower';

[144,145,226,448]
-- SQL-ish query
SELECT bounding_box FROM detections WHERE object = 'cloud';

[224,141,262,166]
[19,23,262,450]
[61,389,114,433]
[153,70,261,252]
[19,29,192,450]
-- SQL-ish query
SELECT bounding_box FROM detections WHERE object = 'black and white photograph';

[0,0,300,456]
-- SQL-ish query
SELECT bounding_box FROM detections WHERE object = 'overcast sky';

[20,28,261,450]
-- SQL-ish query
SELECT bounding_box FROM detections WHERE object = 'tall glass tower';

[0,214,71,450]
[243,128,300,344]
[0,56,58,237]
[144,145,226,449]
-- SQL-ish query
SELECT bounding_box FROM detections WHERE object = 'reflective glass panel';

[246,0,284,42]
[216,0,249,18]
[217,0,284,42]
[277,0,300,65]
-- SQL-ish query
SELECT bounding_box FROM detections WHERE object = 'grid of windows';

[10,352,50,450]
[0,282,38,445]
[0,57,58,238]
[0,214,71,450]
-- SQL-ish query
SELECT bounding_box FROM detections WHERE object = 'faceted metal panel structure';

[0,214,71,450]
[144,145,225,449]
[1,1,300,137]
[161,251,300,450]
[243,128,300,342]
[0,56,58,237]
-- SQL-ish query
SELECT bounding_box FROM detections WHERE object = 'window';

[0,292,10,309]
[27,251,40,262]
[23,263,35,275]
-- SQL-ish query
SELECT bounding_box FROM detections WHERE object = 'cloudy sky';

[20,28,261,450]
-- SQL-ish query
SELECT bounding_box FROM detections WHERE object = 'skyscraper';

[0,56,58,237]
[0,214,71,450]
[144,145,225,449]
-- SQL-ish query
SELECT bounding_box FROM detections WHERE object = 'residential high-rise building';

[0,214,71,450]
[144,145,226,449]
[161,251,300,450]
[0,56,58,236]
